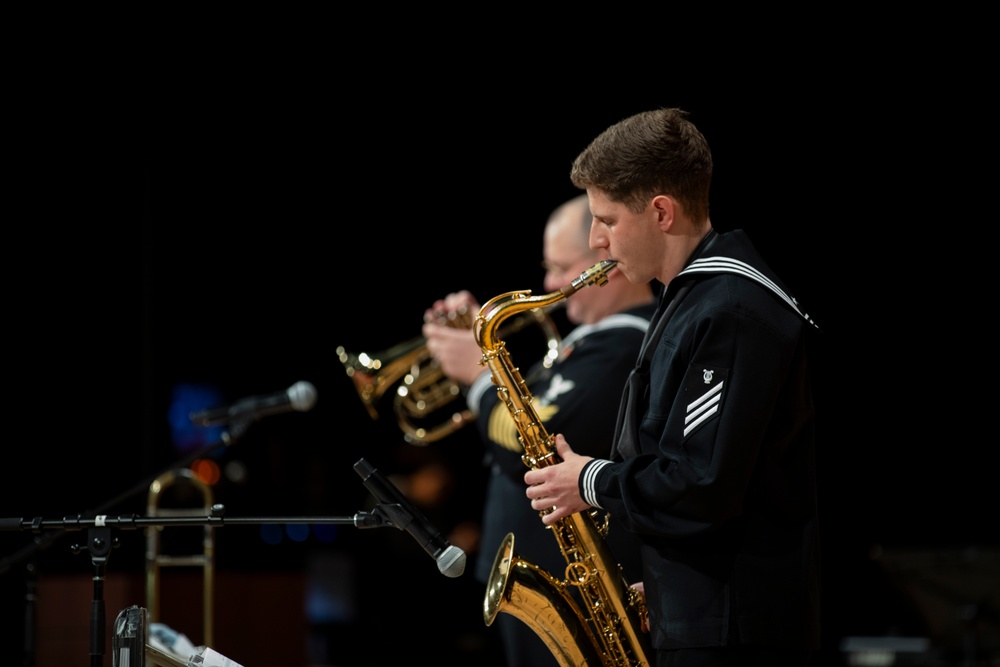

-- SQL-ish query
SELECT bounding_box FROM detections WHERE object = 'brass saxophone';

[474,259,653,667]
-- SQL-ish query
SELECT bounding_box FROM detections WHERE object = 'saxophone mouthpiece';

[562,259,618,297]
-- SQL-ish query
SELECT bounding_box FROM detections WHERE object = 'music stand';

[873,545,1000,665]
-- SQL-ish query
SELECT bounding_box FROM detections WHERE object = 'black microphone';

[189,381,318,426]
[353,458,466,578]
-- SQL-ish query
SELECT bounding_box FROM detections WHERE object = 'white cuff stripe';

[582,459,613,508]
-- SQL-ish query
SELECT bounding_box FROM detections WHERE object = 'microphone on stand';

[189,381,318,426]
[354,458,466,578]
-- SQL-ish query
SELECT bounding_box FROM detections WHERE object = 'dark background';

[1,27,995,666]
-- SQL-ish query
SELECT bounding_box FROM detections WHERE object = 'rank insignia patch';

[682,365,728,438]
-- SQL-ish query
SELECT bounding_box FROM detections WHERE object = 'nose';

[589,221,607,252]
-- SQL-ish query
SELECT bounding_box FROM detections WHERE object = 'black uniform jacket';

[583,229,822,651]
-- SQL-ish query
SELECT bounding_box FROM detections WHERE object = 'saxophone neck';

[474,260,618,352]
[475,291,560,352]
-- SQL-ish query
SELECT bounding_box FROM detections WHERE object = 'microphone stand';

[0,429,241,578]
[0,416,261,666]
[0,505,399,666]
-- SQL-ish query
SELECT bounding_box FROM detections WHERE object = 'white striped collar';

[559,312,652,353]
[679,256,818,328]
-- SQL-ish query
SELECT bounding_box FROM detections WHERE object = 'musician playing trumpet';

[423,194,656,667]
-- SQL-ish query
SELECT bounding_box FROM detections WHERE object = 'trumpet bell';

[336,336,428,420]
[337,304,563,445]
[395,372,473,445]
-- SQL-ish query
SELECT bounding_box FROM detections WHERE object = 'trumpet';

[337,303,562,444]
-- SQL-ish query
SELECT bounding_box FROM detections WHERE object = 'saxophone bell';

[484,532,605,666]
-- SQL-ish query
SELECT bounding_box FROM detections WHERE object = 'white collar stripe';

[687,257,783,296]
[680,256,816,326]
[560,313,651,351]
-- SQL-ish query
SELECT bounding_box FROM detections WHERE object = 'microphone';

[189,381,318,426]
[353,458,466,578]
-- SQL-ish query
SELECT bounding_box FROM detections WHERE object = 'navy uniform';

[582,229,822,660]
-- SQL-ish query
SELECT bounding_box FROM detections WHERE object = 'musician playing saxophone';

[423,193,656,667]
[523,109,823,667]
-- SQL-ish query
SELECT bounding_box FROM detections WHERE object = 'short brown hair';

[570,108,713,222]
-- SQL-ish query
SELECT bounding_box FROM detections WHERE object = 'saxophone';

[474,259,653,667]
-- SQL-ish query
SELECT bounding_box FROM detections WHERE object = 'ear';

[651,195,676,232]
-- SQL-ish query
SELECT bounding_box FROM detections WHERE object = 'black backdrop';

[2,32,994,666]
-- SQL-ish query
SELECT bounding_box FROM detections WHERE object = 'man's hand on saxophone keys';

[524,434,594,525]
